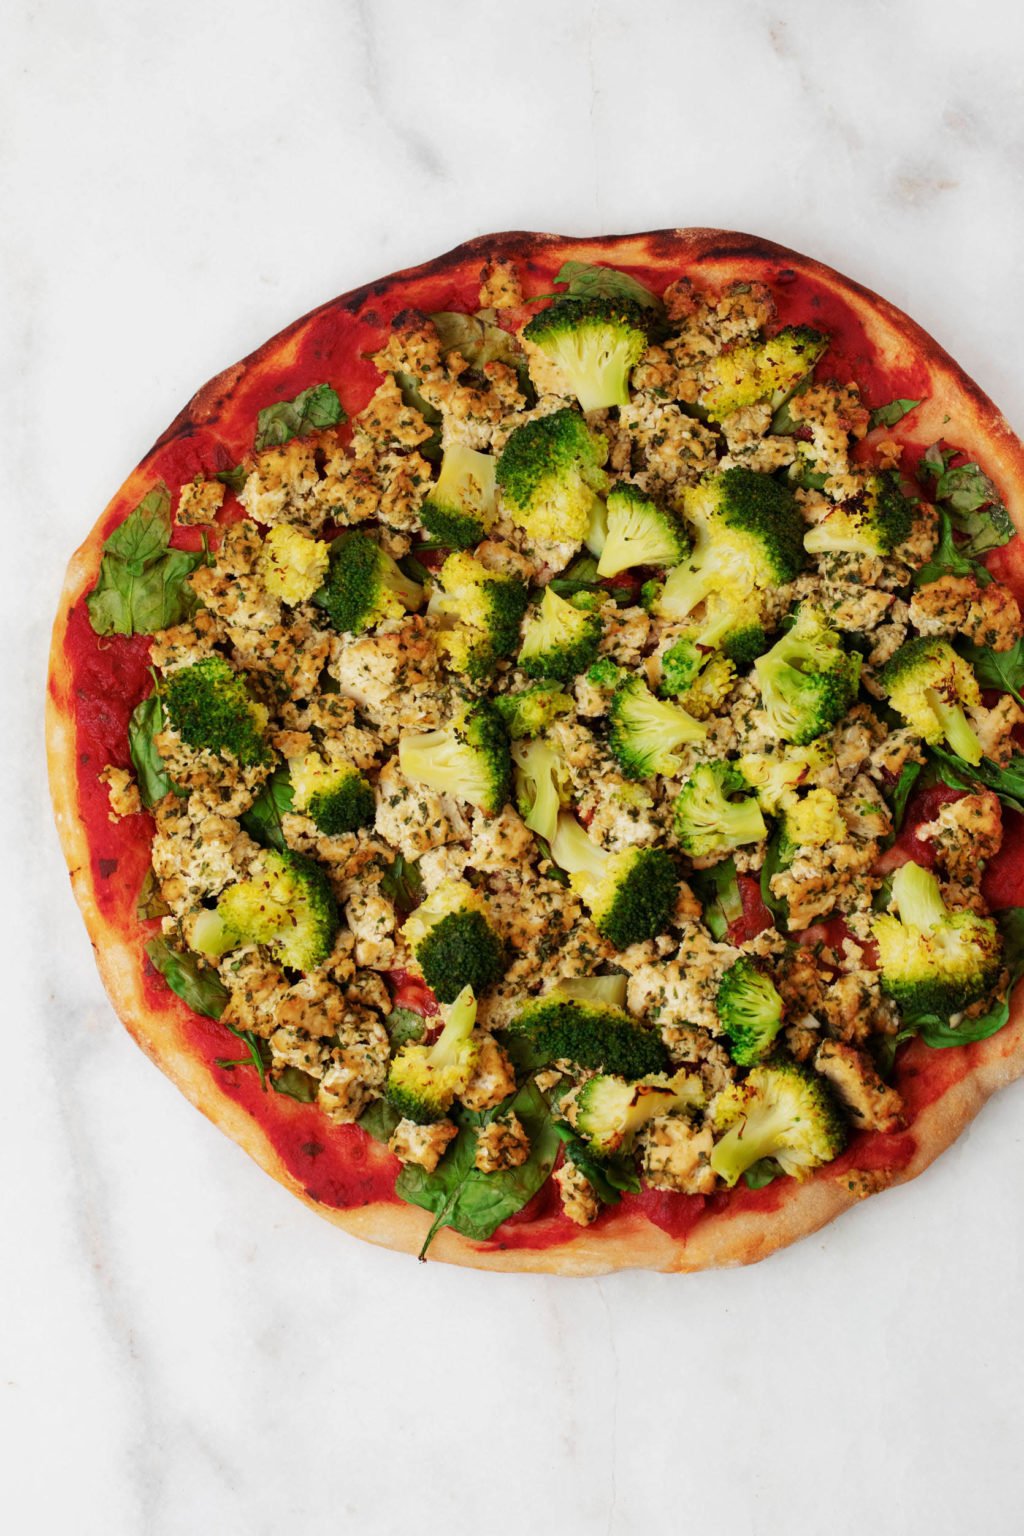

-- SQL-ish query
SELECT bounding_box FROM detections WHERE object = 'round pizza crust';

[47,228,1024,1274]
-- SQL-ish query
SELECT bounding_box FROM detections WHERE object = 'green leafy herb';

[218,1024,268,1088]
[743,1157,782,1190]
[385,1007,428,1049]
[549,260,663,314]
[690,857,743,940]
[873,1027,917,1078]
[215,463,248,493]
[958,637,1024,708]
[378,854,425,916]
[914,508,987,588]
[887,758,924,831]
[395,1079,560,1258]
[553,1123,640,1204]
[239,768,294,850]
[759,828,790,932]
[430,310,528,377]
[271,1067,319,1103]
[145,936,229,1019]
[393,371,442,461]
[911,909,1024,1048]
[869,398,921,430]
[549,552,631,605]
[86,485,202,636]
[918,442,1013,557]
[254,383,345,451]
[127,694,179,808]
[928,746,1024,815]
[358,1098,403,1144]
[136,867,170,921]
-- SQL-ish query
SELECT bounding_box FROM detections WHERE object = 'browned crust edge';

[47,228,1024,1275]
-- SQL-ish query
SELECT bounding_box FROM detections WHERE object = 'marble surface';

[8,1,1024,1531]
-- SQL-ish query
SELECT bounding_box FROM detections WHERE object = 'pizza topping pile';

[89,256,1024,1253]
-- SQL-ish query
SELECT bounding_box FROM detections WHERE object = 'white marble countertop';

[8,1,1024,1531]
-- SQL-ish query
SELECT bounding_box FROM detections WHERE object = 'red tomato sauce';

[59,249,1023,1246]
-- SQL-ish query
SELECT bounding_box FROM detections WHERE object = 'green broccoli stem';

[430,986,477,1067]
[722,799,769,846]
[891,861,947,932]
[550,814,608,888]
[925,688,983,766]
[710,1103,790,1184]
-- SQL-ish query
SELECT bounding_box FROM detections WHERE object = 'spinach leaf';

[873,1027,917,1078]
[914,507,988,588]
[913,909,1024,1048]
[743,1157,782,1190]
[393,371,442,462]
[215,463,248,493]
[430,310,526,373]
[396,1079,560,1257]
[928,746,1024,815]
[887,758,924,831]
[254,383,345,451]
[385,1007,428,1048]
[86,485,202,636]
[136,867,170,921]
[689,856,743,940]
[271,1067,319,1103]
[128,694,179,808]
[869,398,921,430]
[958,637,1024,707]
[358,1098,403,1144]
[550,260,663,315]
[554,1123,640,1204]
[378,854,425,916]
[145,936,229,1019]
[239,768,294,850]
[917,443,1013,556]
[759,828,790,932]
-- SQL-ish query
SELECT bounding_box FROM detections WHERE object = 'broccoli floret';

[258,524,329,604]
[607,675,707,779]
[653,469,805,645]
[315,531,423,634]
[662,650,738,720]
[710,1062,846,1186]
[289,751,374,836]
[385,984,480,1122]
[508,994,669,1078]
[716,957,785,1065]
[804,471,915,557]
[697,326,828,422]
[721,623,770,666]
[595,482,690,578]
[586,655,622,690]
[420,443,498,549]
[518,585,604,682]
[495,408,609,543]
[428,551,528,680]
[401,879,504,1005]
[214,850,338,971]
[549,813,678,949]
[876,636,983,765]
[778,787,847,861]
[493,683,573,739]
[522,296,649,413]
[511,736,570,842]
[737,742,833,814]
[872,860,1002,1017]
[162,657,270,767]
[399,699,511,815]
[754,606,861,746]
[572,1070,705,1157]
[584,493,608,558]
[672,761,767,860]
[658,637,703,696]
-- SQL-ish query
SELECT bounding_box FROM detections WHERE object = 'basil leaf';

[136,866,170,921]
[378,854,424,916]
[870,398,921,430]
[385,1007,428,1048]
[215,463,247,493]
[430,311,524,372]
[254,383,345,451]
[887,758,924,831]
[86,485,201,636]
[927,746,1024,815]
[690,856,743,940]
[957,638,1024,707]
[239,768,294,850]
[393,371,442,462]
[551,260,663,314]
[553,1123,640,1204]
[395,1079,560,1256]
[913,910,1024,1048]
[917,442,1013,558]
[128,694,179,808]
[759,828,789,932]
[145,936,229,1020]
[743,1157,782,1190]
[915,507,989,588]
[358,1098,403,1144]
[271,1067,319,1103]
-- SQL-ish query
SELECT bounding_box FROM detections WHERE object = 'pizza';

[47,229,1024,1275]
